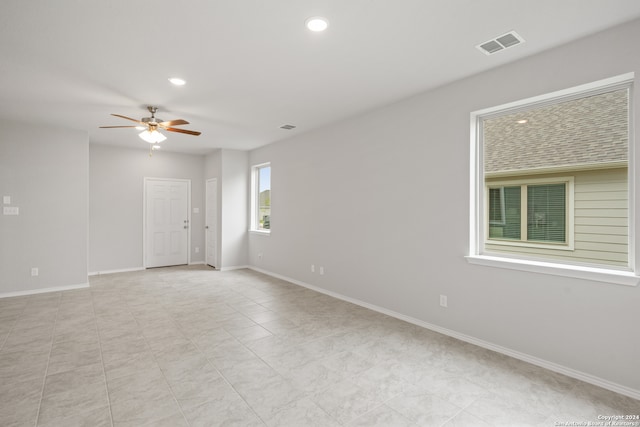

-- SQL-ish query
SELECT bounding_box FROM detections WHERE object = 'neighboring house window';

[487,177,574,249]
[251,163,271,232]
[471,75,632,272]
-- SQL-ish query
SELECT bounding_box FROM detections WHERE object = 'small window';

[487,179,572,248]
[251,163,271,232]
[527,183,566,243]
[488,186,521,239]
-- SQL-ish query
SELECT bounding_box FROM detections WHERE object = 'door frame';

[143,177,191,268]
[205,178,218,268]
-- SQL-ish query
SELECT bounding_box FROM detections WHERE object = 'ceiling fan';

[99,106,201,145]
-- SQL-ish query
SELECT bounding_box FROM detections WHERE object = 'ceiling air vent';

[477,31,524,55]
[280,124,296,130]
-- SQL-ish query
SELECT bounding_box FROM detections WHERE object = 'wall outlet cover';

[440,295,448,308]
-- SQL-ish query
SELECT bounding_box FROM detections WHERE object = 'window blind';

[527,184,565,243]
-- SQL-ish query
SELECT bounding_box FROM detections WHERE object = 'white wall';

[201,148,250,270]
[0,120,88,295]
[248,19,640,393]
[205,149,223,268]
[220,149,248,269]
[89,144,205,273]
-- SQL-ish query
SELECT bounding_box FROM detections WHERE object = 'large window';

[251,163,271,232]
[469,74,634,283]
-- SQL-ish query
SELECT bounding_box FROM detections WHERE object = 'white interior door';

[206,178,217,268]
[145,179,189,268]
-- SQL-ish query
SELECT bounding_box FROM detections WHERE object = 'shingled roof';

[484,89,628,174]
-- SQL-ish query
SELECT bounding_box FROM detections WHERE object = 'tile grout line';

[218,326,343,424]
[223,293,389,425]
[238,303,465,425]
[160,287,270,425]
[33,292,62,427]
[90,283,116,427]
[190,333,269,425]
[217,296,331,423]
[122,272,197,427]
[0,299,27,353]
[170,274,277,424]
[171,278,287,424]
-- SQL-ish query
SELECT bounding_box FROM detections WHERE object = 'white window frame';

[488,187,507,227]
[250,162,271,234]
[467,73,637,286]
[485,176,575,251]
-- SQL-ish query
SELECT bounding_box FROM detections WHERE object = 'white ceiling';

[2,0,640,155]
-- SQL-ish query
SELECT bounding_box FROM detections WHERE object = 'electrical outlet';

[31,267,39,277]
[258,253,263,261]
[319,266,324,275]
[439,295,448,308]
[311,264,315,273]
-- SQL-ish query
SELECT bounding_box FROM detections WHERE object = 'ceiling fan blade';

[111,114,144,124]
[159,119,189,127]
[165,127,201,136]
[99,125,139,128]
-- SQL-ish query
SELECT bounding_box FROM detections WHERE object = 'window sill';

[465,255,638,287]
[249,229,271,236]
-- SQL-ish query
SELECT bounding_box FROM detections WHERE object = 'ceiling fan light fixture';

[139,129,167,143]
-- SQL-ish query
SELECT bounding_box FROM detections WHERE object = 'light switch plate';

[3,206,19,215]
[3,196,10,204]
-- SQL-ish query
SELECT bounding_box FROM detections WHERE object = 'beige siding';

[485,168,628,267]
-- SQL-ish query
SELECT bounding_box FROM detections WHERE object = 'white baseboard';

[248,266,640,401]
[189,261,205,266]
[88,267,145,276]
[0,282,90,299]
[219,265,250,271]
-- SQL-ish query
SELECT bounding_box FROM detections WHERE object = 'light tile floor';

[0,266,638,426]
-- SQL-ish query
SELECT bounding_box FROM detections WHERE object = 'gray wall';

[206,149,249,269]
[248,20,640,392]
[0,120,88,294]
[205,149,223,268]
[220,149,249,269]
[89,144,205,273]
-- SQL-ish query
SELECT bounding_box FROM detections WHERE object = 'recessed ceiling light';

[305,17,329,32]
[516,119,528,124]
[168,77,186,86]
